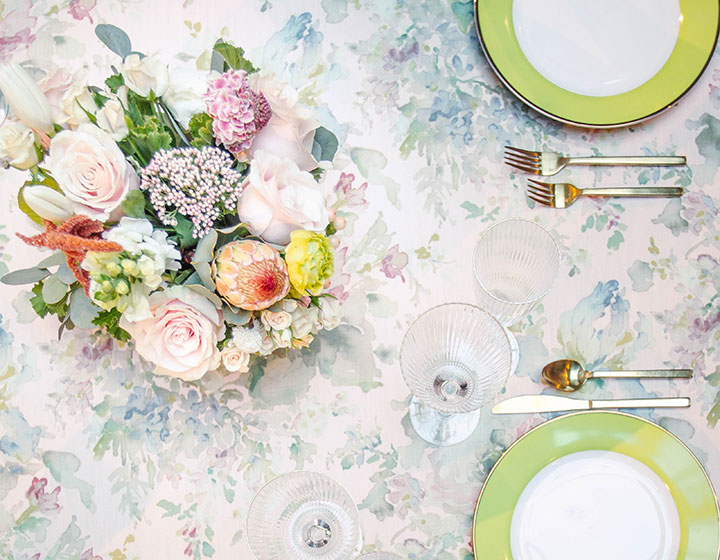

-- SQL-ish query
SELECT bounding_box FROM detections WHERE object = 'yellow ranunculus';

[285,230,334,296]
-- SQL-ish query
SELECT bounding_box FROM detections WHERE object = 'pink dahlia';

[204,69,271,157]
[213,240,290,311]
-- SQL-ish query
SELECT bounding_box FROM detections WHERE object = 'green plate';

[473,411,720,559]
[473,0,720,127]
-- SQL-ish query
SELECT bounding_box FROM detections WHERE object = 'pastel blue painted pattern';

[1,1,719,558]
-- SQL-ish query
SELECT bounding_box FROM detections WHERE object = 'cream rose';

[95,88,129,141]
[121,54,169,98]
[48,124,139,221]
[120,286,225,381]
[56,82,96,128]
[317,297,341,330]
[0,122,38,170]
[220,343,251,373]
[261,309,292,331]
[247,73,318,172]
[237,150,329,246]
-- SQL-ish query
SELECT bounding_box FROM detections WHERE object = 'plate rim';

[472,0,720,128]
[471,410,720,560]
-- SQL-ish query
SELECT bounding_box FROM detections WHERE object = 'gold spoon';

[542,359,693,392]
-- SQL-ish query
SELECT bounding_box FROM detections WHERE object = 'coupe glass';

[246,471,361,560]
[355,553,403,559]
[400,303,513,446]
[472,218,559,371]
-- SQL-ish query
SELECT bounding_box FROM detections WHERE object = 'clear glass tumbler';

[472,218,559,371]
[246,471,361,560]
[399,303,513,446]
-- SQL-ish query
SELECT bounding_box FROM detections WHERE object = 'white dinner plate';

[510,450,681,560]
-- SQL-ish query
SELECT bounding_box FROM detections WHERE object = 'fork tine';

[504,159,541,174]
[527,183,553,197]
[504,154,540,167]
[527,188,554,202]
[527,178,553,188]
[505,146,541,158]
[527,193,553,207]
[504,150,540,163]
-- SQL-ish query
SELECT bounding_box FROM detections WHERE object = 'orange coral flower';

[17,215,123,295]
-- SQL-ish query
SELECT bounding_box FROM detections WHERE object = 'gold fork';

[527,179,684,209]
[505,146,686,176]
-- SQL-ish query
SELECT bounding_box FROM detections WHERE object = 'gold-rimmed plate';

[472,411,720,559]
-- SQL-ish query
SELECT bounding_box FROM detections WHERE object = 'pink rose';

[48,124,139,222]
[237,150,329,246]
[120,286,225,382]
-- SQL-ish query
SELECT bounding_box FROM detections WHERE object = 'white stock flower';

[121,54,169,98]
[164,67,211,127]
[221,343,251,373]
[0,122,38,170]
[247,73,318,171]
[22,185,73,222]
[104,217,181,276]
[0,63,54,134]
[237,150,329,246]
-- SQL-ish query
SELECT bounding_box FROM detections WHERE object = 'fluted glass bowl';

[355,553,404,559]
[247,471,360,560]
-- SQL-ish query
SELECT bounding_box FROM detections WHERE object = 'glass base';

[409,395,480,446]
[504,327,520,374]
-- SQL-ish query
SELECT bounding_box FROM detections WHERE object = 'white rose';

[0,122,38,170]
[247,73,318,172]
[56,82,96,128]
[0,63,54,134]
[317,297,341,330]
[121,54,169,98]
[261,309,292,331]
[49,124,139,222]
[290,302,319,339]
[22,185,73,222]
[221,343,251,373]
[238,150,329,246]
[120,286,224,381]
[95,88,128,141]
[164,67,211,128]
[270,327,292,349]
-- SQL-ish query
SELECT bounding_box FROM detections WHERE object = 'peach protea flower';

[212,240,290,311]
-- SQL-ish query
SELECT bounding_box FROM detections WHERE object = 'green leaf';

[174,213,196,248]
[121,190,147,218]
[311,127,338,162]
[105,73,125,93]
[212,40,257,73]
[55,262,77,285]
[185,284,223,308]
[188,112,214,148]
[157,499,181,518]
[193,230,218,264]
[124,115,173,164]
[36,252,67,269]
[95,24,132,58]
[29,280,69,320]
[69,290,101,329]
[460,201,484,219]
[192,261,216,290]
[42,273,68,304]
[222,306,251,326]
[1,267,51,285]
[92,308,131,342]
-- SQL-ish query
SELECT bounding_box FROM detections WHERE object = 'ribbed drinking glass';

[472,218,559,370]
[355,553,404,559]
[400,303,513,446]
[246,471,361,560]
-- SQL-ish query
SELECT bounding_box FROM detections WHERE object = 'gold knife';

[491,394,691,414]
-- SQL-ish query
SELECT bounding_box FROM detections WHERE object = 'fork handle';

[568,156,686,166]
[581,186,683,197]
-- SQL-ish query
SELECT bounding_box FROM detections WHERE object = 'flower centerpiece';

[0,25,345,382]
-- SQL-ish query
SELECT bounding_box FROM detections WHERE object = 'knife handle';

[590,397,690,409]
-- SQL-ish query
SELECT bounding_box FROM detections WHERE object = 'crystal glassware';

[472,218,559,371]
[246,471,361,560]
[0,92,7,127]
[399,303,513,446]
[355,553,404,559]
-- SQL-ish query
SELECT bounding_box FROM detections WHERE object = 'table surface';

[1,1,719,559]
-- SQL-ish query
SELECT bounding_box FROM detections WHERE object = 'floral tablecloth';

[1,1,719,559]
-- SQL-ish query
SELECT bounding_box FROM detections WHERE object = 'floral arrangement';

[0,25,345,382]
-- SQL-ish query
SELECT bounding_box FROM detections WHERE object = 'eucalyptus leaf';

[182,271,202,285]
[55,262,77,285]
[193,261,216,290]
[185,284,223,309]
[194,230,218,264]
[311,127,339,162]
[210,49,225,74]
[36,252,67,269]
[1,267,51,285]
[69,290,101,329]
[95,24,132,59]
[42,274,68,305]
[222,306,251,326]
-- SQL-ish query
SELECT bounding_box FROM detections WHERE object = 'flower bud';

[22,185,73,223]
[115,279,130,295]
[0,63,54,134]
